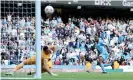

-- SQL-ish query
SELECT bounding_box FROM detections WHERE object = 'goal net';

[1,0,41,79]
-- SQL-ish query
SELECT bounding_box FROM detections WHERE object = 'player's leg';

[14,57,35,72]
[27,65,49,75]
[98,56,107,73]
[27,60,55,76]
[6,57,35,75]
[98,55,112,73]
[13,63,24,72]
[43,59,57,76]
[101,54,114,69]
[41,60,52,73]
[5,62,25,75]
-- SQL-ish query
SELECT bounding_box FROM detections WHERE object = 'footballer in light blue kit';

[95,37,114,73]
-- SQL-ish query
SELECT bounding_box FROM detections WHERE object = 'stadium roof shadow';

[42,2,133,22]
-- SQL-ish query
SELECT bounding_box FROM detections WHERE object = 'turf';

[1,72,133,80]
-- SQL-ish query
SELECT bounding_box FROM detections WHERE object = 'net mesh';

[1,0,36,78]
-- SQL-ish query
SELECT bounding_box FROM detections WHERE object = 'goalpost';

[1,0,41,79]
[35,0,41,79]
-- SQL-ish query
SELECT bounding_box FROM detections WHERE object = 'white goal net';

[0,0,41,79]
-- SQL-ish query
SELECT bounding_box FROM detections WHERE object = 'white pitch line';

[42,78,129,80]
[1,77,36,80]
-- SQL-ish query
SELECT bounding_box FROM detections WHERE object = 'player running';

[95,36,114,73]
[5,45,58,76]
[86,36,114,73]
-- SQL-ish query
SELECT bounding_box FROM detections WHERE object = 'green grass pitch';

[1,72,133,80]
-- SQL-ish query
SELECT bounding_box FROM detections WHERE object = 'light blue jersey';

[96,38,109,61]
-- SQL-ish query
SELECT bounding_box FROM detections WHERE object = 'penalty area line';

[43,78,132,80]
[43,78,98,80]
[1,77,37,80]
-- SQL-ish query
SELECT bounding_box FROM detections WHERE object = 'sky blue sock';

[100,63,106,72]
[104,63,111,67]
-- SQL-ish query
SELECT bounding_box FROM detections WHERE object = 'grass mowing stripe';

[41,78,133,80]
[1,72,133,80]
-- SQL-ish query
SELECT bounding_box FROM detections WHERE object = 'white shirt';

[64,41,69,45]
[7,15,11,22]
[92,27,96,32]
[108,24,113,30]
[114,36,118,43]
[112,46,120,56]
[12,29,17,36]
[75,49,80,55]
[110,39,115,46]
[45,19,50,24]
[86,27,91,34]
[19,40,24,46]
[7,26,12,34]
[61,49,65,54]
[59,54,62,59]
[41,40,44,46]
[78,34,86,40]
[106,30,110,35]
[20,32,25,38]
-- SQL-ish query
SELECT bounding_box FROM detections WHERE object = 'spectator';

[1,15,133,66]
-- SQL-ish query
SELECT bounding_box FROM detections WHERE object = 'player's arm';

[48,45,58,53]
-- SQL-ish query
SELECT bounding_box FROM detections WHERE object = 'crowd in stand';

[1,14,133,66]
[42,16,133,66]
[1,14,36,65]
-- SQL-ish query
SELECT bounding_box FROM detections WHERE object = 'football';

[44,5,54,14]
